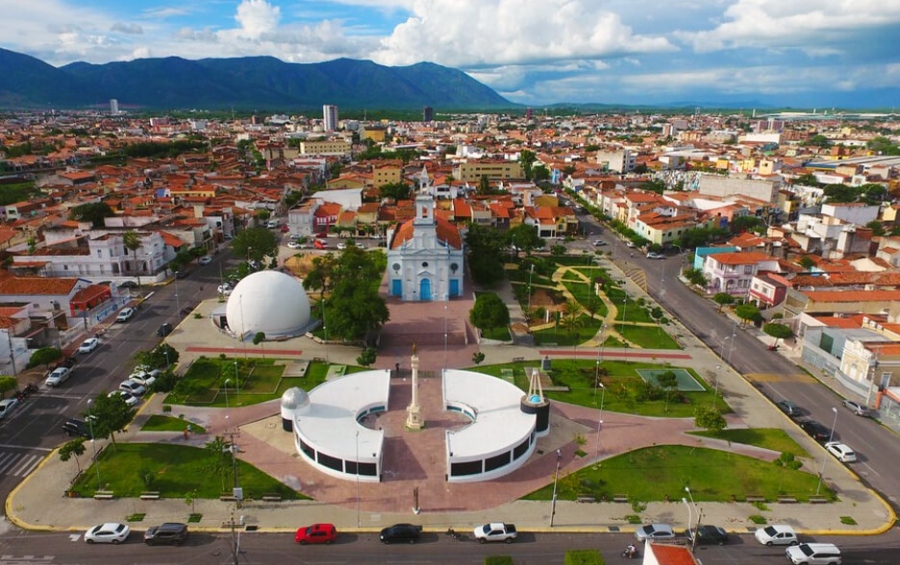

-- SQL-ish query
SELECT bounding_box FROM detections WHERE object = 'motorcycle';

[24,383,38,395]
[767,344,779,351]
[622,546,639,559]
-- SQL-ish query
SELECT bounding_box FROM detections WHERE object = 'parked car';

[78,337,100,354]
[0,398,20,420]
[287,241,303,249]
[144,522,188,545]
[174,269,189,279]
[686,524,729,546]
[45,366,72,387]
[336,242,347,250]
[62,418,93,438]
[646,252,664,259]
[379,523,422,544]
[295,523,336,544]
[754,524,798,546]
[634,523,675,542]
[109,391,139,407]
[592,240,608,247]
[115,307,136,323]
[776,400,802,418]
[841,399,871,417]
[157,323,173,337]
[280,224,290,233]
[799,419,831,442]
[199,256,213,265]
[119,379,147,396]
[129,369,159,388]
[825,441,857,463]
[473,522,517,543]
[625,240,636,248]
[785,543,841,565]
[314,239,327,250]
[85,522,130,544]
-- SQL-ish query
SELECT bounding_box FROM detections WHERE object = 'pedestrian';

[183,428,189,439]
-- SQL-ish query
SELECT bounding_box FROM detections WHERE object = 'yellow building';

[453,161,524,182]
[373,165,402,187]
[298,141,352,156]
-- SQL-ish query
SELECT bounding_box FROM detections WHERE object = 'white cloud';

[234,0,281,39]
[372,0,674,67]
[111,23,144,35]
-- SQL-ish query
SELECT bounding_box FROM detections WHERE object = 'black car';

[799,420,831,442]
[379,523,422,544]
[157,323,173,337]
[174,270,189,279]
[686,524,729,546]
[776,400,802,418]
[144,522,188,545]
[62,418,92,439]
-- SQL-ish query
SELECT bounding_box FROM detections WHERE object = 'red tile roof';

[650,543,699,565]
[803,289,900,303]
[709,251,772,265]
[0,277,80,295]
[390,217,462,250]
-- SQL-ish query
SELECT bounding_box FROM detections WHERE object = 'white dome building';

[224,271,312,340]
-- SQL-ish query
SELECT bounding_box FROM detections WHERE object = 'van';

[144,522,188,545]
[786,543,841,565]
[314,239,326,250]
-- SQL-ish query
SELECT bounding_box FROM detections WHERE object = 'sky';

[2,0,899,107]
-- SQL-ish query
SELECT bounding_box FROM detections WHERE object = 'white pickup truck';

[473,522,517,543]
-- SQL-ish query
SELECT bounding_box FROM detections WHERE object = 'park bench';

[745,495,766,503]
[612,494,629,503]
[576,495,596,503]
[139,491,160,500]
[777,496,798,504]
[93,491,114,500]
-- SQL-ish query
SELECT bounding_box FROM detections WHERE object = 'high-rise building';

[525,107,533,120]
[423,106,433,122]
[109,99,119,114]
[323,105,338,132]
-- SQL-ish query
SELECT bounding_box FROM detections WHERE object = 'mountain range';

[0,48,514,111]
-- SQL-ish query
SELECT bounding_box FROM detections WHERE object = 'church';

[386,171,465,301]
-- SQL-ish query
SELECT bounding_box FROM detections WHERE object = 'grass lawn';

[561,280,609,318]
[482,326,511,341]
[690,428,809,458]
[71,443,304,500]
[141,415,207,434]
[523,445,832,503]
[532,314,604,346]
[474,359,723,417]
[165,357,333,407]
[615,324,680,350]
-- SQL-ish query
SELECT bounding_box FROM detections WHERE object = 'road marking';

[11,454,41,477]
[861,462,881,477]
[0,444,52,452]
[744,373,816,383]
[69,534,81,542]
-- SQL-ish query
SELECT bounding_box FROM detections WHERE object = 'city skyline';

[2,0,899,108]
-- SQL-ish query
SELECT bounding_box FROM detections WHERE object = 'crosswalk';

[0,449,46,478]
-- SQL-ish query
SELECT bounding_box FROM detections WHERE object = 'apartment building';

[453,161,524,182]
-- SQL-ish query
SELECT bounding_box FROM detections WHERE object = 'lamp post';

[684,486,701,552]
[224,378,230,422]
[713,364,721,407]
[234,360,240,402]
[594,383,606,456]
[816,407,839,495]
[549,449,562,527]
[527,264,534,316]
[87,399,101,491]
[174,274,181,318]
[356,429,361,528]
[682,496,692,544]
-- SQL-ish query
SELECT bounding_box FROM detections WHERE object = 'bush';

[564,549,605,565]
[485,557,514,565]
[151,369,180,393]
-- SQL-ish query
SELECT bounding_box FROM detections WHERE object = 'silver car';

[634,523,675,542]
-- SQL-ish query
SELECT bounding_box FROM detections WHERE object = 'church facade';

[386,193,465,301]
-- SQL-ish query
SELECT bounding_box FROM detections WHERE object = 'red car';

[295,523,336,545]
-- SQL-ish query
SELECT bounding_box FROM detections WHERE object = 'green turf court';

[636,368,705,391]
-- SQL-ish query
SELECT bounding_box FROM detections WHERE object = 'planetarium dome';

[225,270,311,339]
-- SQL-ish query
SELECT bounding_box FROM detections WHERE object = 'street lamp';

[682,496,692,544]
[713,364,721,407]
[549,449,562,527]
[87,399,101,491]
[356,430,361,528]
[594,383,606,456]
[816,407,839,495]
[234,361,240,403]
[224,378,231,421]
[527,264,534,315]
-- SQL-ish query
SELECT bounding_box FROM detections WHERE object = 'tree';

[88,392,136,452]
[465,223,507,285]
[322,245,389,340]
[509,224,544,257]
[478,174,491,195]
[135,343,179,370]
[26,347,62,370]
[255,209,271,222]
[520,149,537,180]
[204,436,234,492]
[657,371,679,413]
[472,351,485,365]
[357,347,377,367]
[303,253,339,301]
[379,182,411,201]
[798,255,816,270]
[123,230,143,291]
[684,268,708,287]
[561,299,584,348]
[695,405,727,432]
[0,376,17,398]
[70,202,114,227]
[730,215,762,235]
[469,293,511,334]
[713,292,735,312]
[763,322,793,347]
[58,438,87,477]
[867,220,886,236]
[231,227,278,264]
[253,332,266,358]
[735,303,762,327]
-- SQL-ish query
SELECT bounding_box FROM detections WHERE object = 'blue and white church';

[386,170,465,301]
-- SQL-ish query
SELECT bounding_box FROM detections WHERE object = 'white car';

[45,366,72,387]
[129,369,159,388]
[825,441,857,463]
[754,524,798,546]
[217,283,234,295]
[634,523,675,542]
[786,543,841,565]
[336,242,347,250]
[78,337,100,354]
[287,241,303,249]
[0,398,20,420]
[119,379,147,396]
[646,252,664,259]
[85,522,131,544]
[199,256,213,265]
[108,391,140,407]
[115,307,136,323]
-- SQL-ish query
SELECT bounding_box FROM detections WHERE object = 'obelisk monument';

[405,344,425,429]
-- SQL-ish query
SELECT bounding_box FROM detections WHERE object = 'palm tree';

[123,231,142,293]
[562,299,584,354]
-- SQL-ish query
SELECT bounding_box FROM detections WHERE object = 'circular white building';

[224,270,312,340]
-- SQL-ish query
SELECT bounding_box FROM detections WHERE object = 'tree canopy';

[509,224,545,257]
[87,393,136,451]
[319,245,389,340]
[469,292,511,332]
[231,227,278,264]
[70,202,115,228]
[465,223,507,285]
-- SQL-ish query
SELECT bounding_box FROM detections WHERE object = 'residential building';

[322,105,338,132]
[701,251,779,296]
[453,161,524,182]
[595,148,636,173]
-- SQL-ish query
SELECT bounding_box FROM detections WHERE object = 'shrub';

[564,549,604,565]
[485,557,514,565]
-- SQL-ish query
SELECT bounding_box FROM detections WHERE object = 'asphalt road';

[578,213,900,512]
[0,529,894,565]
